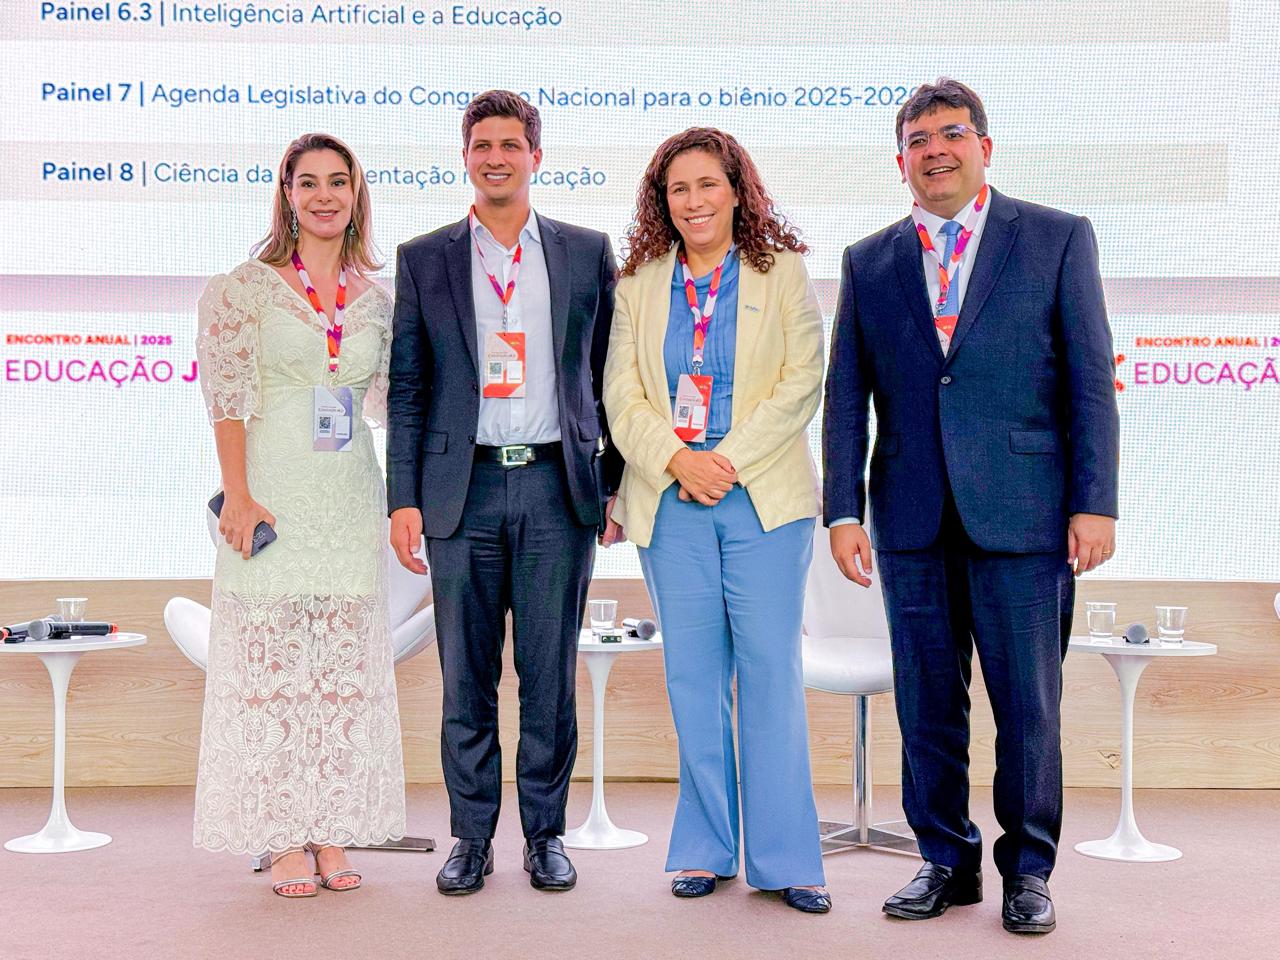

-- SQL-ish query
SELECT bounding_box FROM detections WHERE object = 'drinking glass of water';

[589,599,618,631]
[1155,605,1187,643]
[1086,602,1117,639]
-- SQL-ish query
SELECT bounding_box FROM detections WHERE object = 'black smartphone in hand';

[208,491,277,556]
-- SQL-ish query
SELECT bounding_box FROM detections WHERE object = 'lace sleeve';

[362,294,392,428]
[197,272,262,423]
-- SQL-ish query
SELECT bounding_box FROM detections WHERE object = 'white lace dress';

[193,258,406,854]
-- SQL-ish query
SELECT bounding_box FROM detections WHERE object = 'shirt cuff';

[829,516,861,527]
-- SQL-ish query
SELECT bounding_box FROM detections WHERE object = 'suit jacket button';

[940,375,953,385]
[471,383,478,393]
[468,435,475,444]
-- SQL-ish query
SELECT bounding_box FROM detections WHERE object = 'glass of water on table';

[1086,601,1117,639]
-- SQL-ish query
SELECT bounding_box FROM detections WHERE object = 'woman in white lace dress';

[195,133,406,897]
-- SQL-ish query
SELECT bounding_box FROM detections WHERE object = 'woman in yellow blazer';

[603,128,829,913]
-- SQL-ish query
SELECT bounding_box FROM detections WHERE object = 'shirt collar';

[915,191,983,242]
[672,243,739,285]
[472,207,542,252]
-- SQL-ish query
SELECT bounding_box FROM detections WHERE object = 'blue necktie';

[938,220,962,316]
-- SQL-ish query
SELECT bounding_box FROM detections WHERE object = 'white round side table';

[1,632,147,853]
[1068,634,1216,863]
[561,628,663,850]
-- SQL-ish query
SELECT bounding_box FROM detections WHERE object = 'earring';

[290,209,299,240]
[348,222,356,238]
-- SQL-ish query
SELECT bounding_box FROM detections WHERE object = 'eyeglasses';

[901,124,984,152]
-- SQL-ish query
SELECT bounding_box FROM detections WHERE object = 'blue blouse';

[663,251,739,440]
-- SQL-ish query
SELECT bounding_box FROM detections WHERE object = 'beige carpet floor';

[2,783,1277,960]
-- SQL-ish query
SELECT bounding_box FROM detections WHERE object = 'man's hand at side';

[830,523,874,587]
[390,506,427,574]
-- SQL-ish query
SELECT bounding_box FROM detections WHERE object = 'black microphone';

[2,620,38,643]
[622,617,658,640]
[1123,622,1150,645]
[25,619,118,641]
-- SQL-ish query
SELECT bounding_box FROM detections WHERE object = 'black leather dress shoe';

[1002,875,1056,934]
[670,874,735,898]
[783,887,832,914]
[436,838,493,895]
[523,837,577,891]
[882,862,982,920]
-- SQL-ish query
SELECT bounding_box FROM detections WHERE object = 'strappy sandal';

[271,849,318,898]
[306,843,362,892]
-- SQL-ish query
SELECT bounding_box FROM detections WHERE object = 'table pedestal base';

[1075,825,1181,863]
[562,815,647,851]
[6,650,114,855]
[562,648,649,851]
[1075,836,1180,862]
[1075,651,1182,863]
[6,824,111,855]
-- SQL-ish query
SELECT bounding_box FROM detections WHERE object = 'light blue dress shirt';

[663,250,739,440]
[470,208,561,445]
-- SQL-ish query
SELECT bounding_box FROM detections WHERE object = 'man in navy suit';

[822,79,1119,935]
[387,90,622,896]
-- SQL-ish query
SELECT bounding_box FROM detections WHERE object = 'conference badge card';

[313,386,354,452]
[673,373,712,444]
[483,331,527,398]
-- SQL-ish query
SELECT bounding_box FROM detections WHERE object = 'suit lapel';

[945,188,1019,365]
[893,218,945,364]
[539,213,571,373]
[733,255,765,422]
[443,218,478,375]
[642,247,679,411]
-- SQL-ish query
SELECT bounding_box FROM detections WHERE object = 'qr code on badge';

[677,404,691,420]
[488,360,504,378]
[319,416,332,430]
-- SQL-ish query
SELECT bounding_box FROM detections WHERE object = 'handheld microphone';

[1123,623,1150,645]
[2,620,38,643]
[622,617,658,640]
[25,619,118,642]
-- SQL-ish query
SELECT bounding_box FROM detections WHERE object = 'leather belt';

[474,442,561,467]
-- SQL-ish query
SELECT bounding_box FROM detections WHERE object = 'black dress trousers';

[425,455,595,841]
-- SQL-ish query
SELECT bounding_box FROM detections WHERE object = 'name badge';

[934,313,958,354]
[673,373,713,444]
[313,385,354,452]
[483,331,526,398]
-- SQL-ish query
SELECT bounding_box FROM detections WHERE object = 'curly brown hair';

[621,128,806,277]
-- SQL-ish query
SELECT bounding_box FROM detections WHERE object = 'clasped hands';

[667,448,737,505]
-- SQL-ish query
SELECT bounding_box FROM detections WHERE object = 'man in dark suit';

[387,90,622,895]
[822,79,1119,935]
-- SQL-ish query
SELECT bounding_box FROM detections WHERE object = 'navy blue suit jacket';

[822,188,1119,554]
[386,214,621,540]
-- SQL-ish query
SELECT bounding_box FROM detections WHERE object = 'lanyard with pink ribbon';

[678,248,733,372]
[470,207,522,328]
[911,182,989,335]
[291,250,347,377]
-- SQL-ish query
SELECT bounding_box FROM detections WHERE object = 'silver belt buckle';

[500,444,532,467]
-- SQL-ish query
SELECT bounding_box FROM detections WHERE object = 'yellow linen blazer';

[603,246,824,548]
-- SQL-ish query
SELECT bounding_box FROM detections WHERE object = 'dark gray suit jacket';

[386,214,621,540]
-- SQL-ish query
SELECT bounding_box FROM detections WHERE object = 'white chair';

[164,510,437,870]
[802,523,917,857]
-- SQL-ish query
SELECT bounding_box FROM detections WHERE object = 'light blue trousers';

[638,483,825,889]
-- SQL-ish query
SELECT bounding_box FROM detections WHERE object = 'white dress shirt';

[830,188,990,529]
[914,189,992,334]
[470,208,561,445]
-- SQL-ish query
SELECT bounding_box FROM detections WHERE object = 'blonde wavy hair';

[254,133,382,275]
